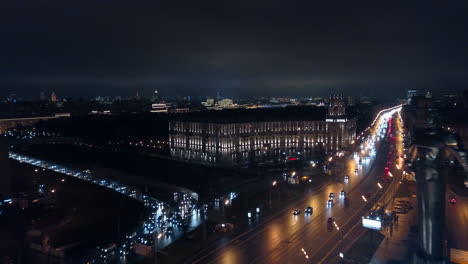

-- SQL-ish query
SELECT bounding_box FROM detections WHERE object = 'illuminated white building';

[216,99,237,109]
[169,95,356,165]
[150,103,168,113]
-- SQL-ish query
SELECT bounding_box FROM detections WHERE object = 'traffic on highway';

[185,105,403,264]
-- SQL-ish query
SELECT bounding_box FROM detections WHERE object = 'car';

[328,217,334,222]
[293,209,301,215]
[393,204,408,211]
[329,192,335,198]
[449,198,457,204]
[340,190,345,196]
[344,175,350,181]
[165,226,174,235]
[384,167,390,175]
[98,243,117,259]
[393,207,408,214]
[355,169,358,174]
[305,206,313,214]
[396,200,412,208]
[446,160,456,167]
[327,199,334,206]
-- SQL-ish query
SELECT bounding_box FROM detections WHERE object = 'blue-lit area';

[8,152,203,259]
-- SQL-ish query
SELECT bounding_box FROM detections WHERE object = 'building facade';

[169,95,356,165]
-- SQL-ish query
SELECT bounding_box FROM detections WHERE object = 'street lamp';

[377,183,382,189]
[272,181,277,186]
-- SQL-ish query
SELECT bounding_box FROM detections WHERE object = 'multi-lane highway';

[187,107,402,264]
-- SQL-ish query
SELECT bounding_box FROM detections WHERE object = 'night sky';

[1,1,468,99]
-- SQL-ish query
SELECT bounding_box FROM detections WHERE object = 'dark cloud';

[1,1,468,99]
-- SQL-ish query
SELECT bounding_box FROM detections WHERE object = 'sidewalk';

[369,197,417,264]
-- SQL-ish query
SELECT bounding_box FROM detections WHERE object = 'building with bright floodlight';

[169,95,356,165]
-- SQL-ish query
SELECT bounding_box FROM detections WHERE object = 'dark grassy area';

[1,160,147,261]
[18,144,256,199]
[345,230,385,263]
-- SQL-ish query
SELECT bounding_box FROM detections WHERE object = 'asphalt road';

[188,134,393,264]
[446,168,468,252]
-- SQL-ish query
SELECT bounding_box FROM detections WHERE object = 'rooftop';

[170,106,332,124]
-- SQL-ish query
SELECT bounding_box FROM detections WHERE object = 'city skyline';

[1,2,468,99]
[1,2,468,263]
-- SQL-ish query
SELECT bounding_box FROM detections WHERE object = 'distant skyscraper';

[407,89,418,104]
[0,137,10,198]
[347,96,354,106]
[40,91,46,101]
[51,91,58,102]
[151,90,159,102]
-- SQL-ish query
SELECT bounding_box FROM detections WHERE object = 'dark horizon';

[1,2,468,100]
